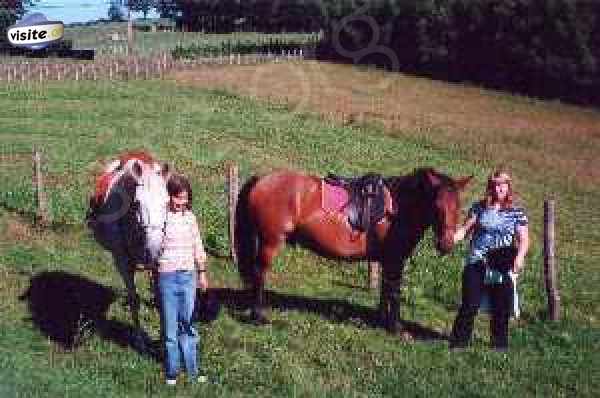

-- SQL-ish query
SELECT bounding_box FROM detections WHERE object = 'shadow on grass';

[208,287,447,342]
[20,270,161,361]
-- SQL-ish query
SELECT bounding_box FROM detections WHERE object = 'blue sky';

[30,0,159,24]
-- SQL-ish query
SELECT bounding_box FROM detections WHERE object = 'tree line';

[316,0,600,105]
[166,0,600,105]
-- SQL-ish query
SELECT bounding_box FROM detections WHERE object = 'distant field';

[0,22,318,64]
[64,22,319,56]
[0,63,598,396]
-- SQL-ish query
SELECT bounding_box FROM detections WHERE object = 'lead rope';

[157,210,168,262]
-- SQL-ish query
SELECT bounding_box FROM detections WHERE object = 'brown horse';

[235,168,471,333]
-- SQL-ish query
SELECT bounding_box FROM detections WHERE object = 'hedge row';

[316,0,600,105]
[173,0,599,104]
[171,37,319,59]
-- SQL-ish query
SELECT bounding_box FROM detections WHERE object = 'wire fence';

[0,50,308,83]
[0,148,561,312]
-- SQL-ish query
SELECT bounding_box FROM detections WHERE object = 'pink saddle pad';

[322,181,350,214]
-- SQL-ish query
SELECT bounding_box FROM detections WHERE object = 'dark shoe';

[493,346,508,353]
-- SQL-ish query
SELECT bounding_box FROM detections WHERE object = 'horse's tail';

[234,175,260,288]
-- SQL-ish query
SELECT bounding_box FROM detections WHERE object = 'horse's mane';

[385,167,453,199]
[90,150,155,210]
[118,150,154,165]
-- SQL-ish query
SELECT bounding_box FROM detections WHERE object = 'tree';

[155,0,179,19]
[1,0,38,46]
[127,0,157,20]
[108,0,125,21]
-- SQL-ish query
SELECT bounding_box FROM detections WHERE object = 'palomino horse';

[235,168,471,333]
[86,151,170,347]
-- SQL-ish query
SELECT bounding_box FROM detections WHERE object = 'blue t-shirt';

[466,201,528,265]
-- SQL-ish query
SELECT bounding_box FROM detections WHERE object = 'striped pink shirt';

[157,210,207,273]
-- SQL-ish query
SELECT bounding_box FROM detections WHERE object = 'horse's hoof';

[385,322,399,335]
[131,332,149,353]
[399,331,414,342]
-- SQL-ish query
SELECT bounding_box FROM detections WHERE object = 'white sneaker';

[166,379,177,386]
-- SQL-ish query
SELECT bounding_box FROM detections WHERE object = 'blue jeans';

[158,270,199,379]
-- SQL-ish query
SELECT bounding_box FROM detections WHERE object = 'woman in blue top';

[450,169,530,351]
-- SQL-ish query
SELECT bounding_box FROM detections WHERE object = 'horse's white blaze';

[97,157,170,264]
[134,161,169,263]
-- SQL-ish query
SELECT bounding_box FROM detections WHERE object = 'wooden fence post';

[228,164,240,263]
[364,190,381,290]
[544,199,560,321]
[368,261,380,290]
[32,149,51,226]
[127,13,134,56]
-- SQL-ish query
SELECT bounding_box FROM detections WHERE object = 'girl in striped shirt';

[450,168,530,351]
[157,174,209,385]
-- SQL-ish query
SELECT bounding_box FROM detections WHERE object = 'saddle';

[324,173,387,232]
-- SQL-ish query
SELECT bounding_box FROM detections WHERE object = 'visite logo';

[7,12,64,50]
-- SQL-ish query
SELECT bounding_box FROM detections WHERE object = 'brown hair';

[483,168,515,209]
[167,174,193,210]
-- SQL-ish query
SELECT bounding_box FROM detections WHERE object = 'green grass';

[0,78,598,396]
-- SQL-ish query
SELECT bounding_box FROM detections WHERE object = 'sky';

[29,0,160,24]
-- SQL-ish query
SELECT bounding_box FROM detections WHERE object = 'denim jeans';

[158,270,199,379]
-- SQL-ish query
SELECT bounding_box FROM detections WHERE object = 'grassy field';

[0,64,598,396]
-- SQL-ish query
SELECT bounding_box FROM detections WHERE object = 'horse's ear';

[132,160,143,178]
[454,175,473,191]
[425,169,442,188]
[160,162,171,179]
